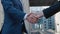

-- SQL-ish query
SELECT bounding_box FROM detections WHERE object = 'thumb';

[34,15,40,19]
[37,15,40,18]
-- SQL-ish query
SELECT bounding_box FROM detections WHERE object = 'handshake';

[26,11,44,23]
[25,1,60,23]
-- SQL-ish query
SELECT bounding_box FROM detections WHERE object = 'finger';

[27,14,38,23]
[31,15,39,21]
[35,15,40,18]
[30,17,38,23]
[27,17,36,23]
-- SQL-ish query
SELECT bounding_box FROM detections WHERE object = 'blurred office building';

[29,7,55,34]
[43,16,55,30]
[29,0,58,34]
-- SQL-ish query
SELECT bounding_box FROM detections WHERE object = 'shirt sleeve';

[24,14,28,20]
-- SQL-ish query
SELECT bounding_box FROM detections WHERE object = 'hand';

[26,13,40,23]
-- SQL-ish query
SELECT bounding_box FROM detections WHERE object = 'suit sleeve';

[1,0,26,21]
[43,1,60,18]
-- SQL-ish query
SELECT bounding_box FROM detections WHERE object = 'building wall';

[43,16,55,30]
[55,12,60,33]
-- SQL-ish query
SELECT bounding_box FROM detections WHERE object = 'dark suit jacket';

[43,1,60,18]
[1,0,27,34]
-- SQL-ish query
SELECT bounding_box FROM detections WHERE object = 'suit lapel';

[12,0,23,11]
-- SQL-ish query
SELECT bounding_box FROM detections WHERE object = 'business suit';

[43,1,60,18]
[1,0,27,34]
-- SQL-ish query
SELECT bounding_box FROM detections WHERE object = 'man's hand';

[26,13,40,23]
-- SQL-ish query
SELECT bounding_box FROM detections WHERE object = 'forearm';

[43,1,60,18]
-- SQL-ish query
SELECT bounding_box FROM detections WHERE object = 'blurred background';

[0,0,60,34]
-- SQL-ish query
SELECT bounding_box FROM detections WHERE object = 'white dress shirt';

[20,0,29,20]
[20,0,30,33]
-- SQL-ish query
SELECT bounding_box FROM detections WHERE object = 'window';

[45,27,47,28]
[49,22,52,24]
[44,21,46,23]
[48,26,52,29]
[48,25,52,26]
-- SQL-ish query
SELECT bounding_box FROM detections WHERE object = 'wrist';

[24,14,28,20]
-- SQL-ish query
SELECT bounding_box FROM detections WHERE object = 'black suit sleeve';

[43,1,60,18]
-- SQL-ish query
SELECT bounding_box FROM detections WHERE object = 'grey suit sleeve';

[43,1,60,18]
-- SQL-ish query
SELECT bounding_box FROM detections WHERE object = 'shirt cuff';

[24,14,28,20]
